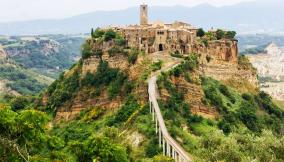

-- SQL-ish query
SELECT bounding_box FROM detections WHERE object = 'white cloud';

[0,0,256,22]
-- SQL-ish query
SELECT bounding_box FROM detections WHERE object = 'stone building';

[113,4,198,54]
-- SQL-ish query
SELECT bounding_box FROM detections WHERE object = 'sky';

[0,0,256,23]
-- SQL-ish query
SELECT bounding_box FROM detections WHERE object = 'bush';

[216,29,225,40]
[115,38,127,46]
[108,46,124,57]
[145,137,161,158]
[127,49,139,64]
[104,29,117,41]
[92,28,105,39]
[112,96,140,125]
[10,96,29,111]
[237,100,260,132]
[151,60,163,72]
[219,84,236,104]
[225,31,237,39]
[81,43,92,59]
[257,91,283,118]
[197,28,205,37]
[94,49,103,59]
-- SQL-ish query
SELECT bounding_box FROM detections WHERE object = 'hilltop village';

[112,4,238,63]
[54,4,259,121]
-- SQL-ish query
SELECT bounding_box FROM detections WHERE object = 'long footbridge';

[148,58,192,162]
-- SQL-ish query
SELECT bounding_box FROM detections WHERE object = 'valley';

[0,2,284,162]
[247,42,284,102]
[0,34,85,97]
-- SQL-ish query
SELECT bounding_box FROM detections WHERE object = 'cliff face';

[192,40,238,64]
[192,40,258,94]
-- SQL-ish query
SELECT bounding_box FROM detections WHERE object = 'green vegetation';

[197,28,205,37]
[216,29,237,40]
[0,62,48,95]
[202,77,284,134]
[3,36,84,79]
[151,60,163,71]
[155,55,284,161]
[46,68,80,115]
[127,48,139,64]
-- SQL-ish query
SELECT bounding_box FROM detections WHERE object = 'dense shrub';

[81,43,92,59]
[151,60,163,71]
[145,137,162,158]
[10,96,29,111]
[104,29,117,41]
[115,38,127,46]
[219,84,236,104]
[237,100,261,132]
[46,71,80,115]
[197,28,205,37]
[92,28,105,39]
[111,96,140,125]
[257,91,283,118]
[225,31,237,39]
[127,49,139,64]
[216,29,225,40]
[108,46,125,57]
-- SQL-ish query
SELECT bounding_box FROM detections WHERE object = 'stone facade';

[112,4,238,64]
[112,4,198,55]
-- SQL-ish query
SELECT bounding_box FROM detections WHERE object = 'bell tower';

[140,4,148,25]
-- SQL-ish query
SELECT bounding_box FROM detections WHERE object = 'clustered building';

[113,4,198,54]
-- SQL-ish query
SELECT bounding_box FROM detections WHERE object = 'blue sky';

[0,0,256,22]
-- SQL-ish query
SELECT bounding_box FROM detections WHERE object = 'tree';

[225,31,237,39]
[93,28,105,39]
[104,30,117,41]
[91,28,94,38]
[81,43,92,59]
[216,29,225,40]
[197,28,205,37]
[10,96,29,111]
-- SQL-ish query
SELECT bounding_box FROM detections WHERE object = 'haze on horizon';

[0,0,257,23]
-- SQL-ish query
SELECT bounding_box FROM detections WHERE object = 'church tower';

[140,4,148,25]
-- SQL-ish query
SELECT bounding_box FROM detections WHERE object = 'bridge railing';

[148,76,192,162]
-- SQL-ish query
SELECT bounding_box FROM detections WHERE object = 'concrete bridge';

[148,58,192,162]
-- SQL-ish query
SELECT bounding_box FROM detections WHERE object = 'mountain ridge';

[1,0,284,35]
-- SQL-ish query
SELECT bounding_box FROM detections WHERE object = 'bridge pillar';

[155,118,158,134]
[167,143,170,156]
[149,101,152,114]
[152,109,155,121]
[158,128,162,147]
[162,138,166,155]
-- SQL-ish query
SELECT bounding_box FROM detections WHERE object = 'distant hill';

[0,35,85,78]
[0,0,284,35]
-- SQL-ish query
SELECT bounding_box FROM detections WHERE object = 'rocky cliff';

[192,40,258,94]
